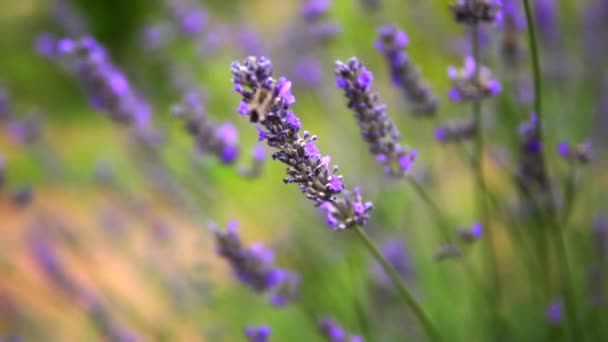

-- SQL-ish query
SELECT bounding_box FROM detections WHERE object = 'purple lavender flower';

[375,26,438,116]
[546,298,563,325]
[335,57,418,177]
[139,23,175,50]
[245,325,271,342]
[534,0,560,47]
[232,56,373,230]
[35,32,57,57]
[7,115,42,145]
[499,0,525,66]
[517,113,550,192]
[172,89,240,164]
[163,0,208,37]
[557,140,592,164]
[448,56,501,102]
[458,221,484,242]
[434,120,477,143]
[372,239,412,287]
[450,0,503,24]
[211,221,299,305]
[54,37,150,125]
[319,317,364,342]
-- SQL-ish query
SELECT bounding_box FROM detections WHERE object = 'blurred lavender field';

[0,0,607,341]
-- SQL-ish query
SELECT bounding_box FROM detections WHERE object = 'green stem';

[471,21,502,312]
[520,0,583,338]
[353,225,442,342]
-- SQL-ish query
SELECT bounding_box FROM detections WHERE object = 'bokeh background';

[0,0,606,341]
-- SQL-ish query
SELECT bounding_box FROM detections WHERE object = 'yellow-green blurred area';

[0,0,607,341]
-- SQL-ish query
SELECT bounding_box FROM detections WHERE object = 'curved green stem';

[353,225,442,342]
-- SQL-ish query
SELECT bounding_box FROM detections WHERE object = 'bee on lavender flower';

[246,87,275,123]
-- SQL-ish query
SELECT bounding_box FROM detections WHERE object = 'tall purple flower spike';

[375,25,438,117]
[211,221,299,306]
[172,89,240,164]
[54,37,150,126]
[231,56,373,230]
[448,56,501,102]
[335,57,418,177]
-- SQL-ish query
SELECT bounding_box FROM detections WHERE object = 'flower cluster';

[558,140,592,165]
[499,0,525,66]
[335,57,418,177]
[375,25,438,116]
[172,90,240,164]
[457,221,484,243]
[517,113,550,192]
[450,0,503,24]
[546,298,563,325]
[318,317,364,342]
[448,56,501,102]
[434,120,477,143]
[54,37,150,126]
[231,56,373,230]
[245,326,271,342]
[211,221,299,306]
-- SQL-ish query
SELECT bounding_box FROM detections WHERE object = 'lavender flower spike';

[172,89,240,164]
[211,221,299,305]
[319,317,365,342]
[55,37,150,126]
[557,140,592,164]
[450,0,503,24]
[335,57,418,177]
[448,56,501,102]
[231,56,373,230]
[375,26,438,116]
[434,120,477,143]
[245,325,271,342]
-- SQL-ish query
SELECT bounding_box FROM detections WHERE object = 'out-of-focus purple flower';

[252,145,267,162]
[450,0,503,24]
[172,89,240,164]
[458,221,484,242]
[35,32,57,57]
[139,23,175,50]
[335,57,418,177]
[448,56,501,102]
[54,37,150,126]
[517,113,550,193]
[583,0,608,77]
[11,185,33,208]
[499,0,525,66]
[0,154,5,188]
[434,244,462,261]
[557,140,592,164]
[434,120,477,143]
[546,298,563,325]
[245,325,271,342]
[376,25,438,116]
[7,116,42,145]
[319,317,364,342]
[372,239,412,287]
[164,0,208,37]
[293,57,323,87]
[211,221,299,305]
[232,56,373,230]
[236,27,264,56]
[534,0,559,46]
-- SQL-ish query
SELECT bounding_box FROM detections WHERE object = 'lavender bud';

[450,0,503,24]
[335,57,418,177]
[318,317,364,342]
[458,221,484,243]
[245,325,271,342]
[557,140,592,164]
[375,26,438,116]
[434,120,477,143]
[433,244,462,261]
[448,56,501,102]
[517,113,549,192]
[231,56,373,230]
[546,298,563,325]
[534,0,560,47]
